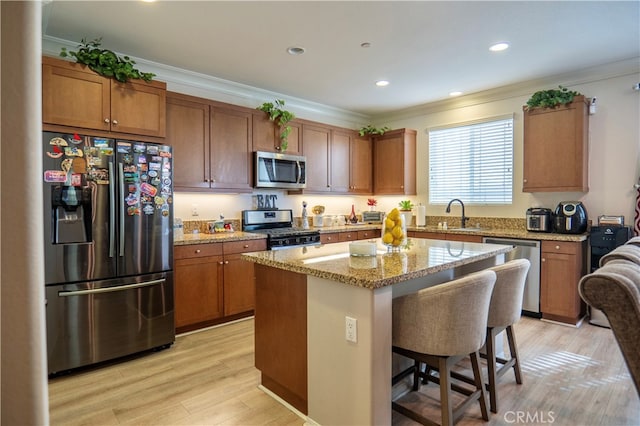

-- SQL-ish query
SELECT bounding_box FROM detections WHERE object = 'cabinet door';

[350,135,373,194]
[42,60,111,131]
[174,255,224,328]
[223,253,256,316]
[110,81,166,137]
[302,124,331,192]
[210,107,253,191]
[222,239,267,316]
[540,241,585,323]
[252,113,302,155]
[373,129,416,195]
[166,93,210,190]
[523,97,588,192]
[330,130,351,193]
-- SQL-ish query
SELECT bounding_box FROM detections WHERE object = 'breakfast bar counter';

[242,238,512,425]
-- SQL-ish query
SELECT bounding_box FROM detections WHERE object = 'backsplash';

[179,216,526,234]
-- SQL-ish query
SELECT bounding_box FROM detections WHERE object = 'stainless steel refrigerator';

[43,131,174,375]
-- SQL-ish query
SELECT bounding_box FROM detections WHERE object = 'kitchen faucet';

[446,198,469,228]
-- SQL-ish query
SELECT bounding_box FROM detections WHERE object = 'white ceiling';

[42,1,640,116]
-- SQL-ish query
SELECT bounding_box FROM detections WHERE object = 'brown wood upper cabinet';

[167,92,252,192]
[373,128,416,195]
[523,96,589,192]
[42,56,166,138]
[252,112,302,155]
[302,125,372,194]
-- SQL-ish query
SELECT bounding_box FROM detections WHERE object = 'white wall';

[385,71,640,225]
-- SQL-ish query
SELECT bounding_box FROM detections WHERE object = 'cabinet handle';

[195,249,201,253]
[400,185,404,189]
[542,258,546,262]
[523,179,528,183]
[327,237,332,241]
[218,261,224,265]
[112,119,118,125]
[104,118,110,124]
[555,245,560,250]
[243,244,249,248]
[275,146,280,150]
[224,260,229,264]
[204,179,209,183]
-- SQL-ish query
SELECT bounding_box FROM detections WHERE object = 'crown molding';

[41,36,369,129]
[375,57,640,122]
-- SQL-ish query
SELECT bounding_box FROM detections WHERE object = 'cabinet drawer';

[223,239,267,254]
[339,232,358,242]
[175,243,223,259]
[358,229,378,240]
[321,233,340,244]
[542,240,580,255]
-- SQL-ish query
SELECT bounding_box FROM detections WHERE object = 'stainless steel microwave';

[254,151,307,189]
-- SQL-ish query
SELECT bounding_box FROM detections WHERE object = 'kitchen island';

[242,238,512,425]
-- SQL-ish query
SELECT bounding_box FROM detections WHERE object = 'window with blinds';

[428,115,513,204]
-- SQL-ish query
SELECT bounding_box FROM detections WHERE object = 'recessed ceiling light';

[489,42,509,52]
[287,46,306,56]
[449,91,463,97]
[376,80,389,87]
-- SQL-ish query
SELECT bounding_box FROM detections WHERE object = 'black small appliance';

[589,225,631,327]
[553,201,588,234]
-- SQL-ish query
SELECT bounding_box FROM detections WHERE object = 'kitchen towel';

[416,204,426,227]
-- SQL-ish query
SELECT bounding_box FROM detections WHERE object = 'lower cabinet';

[320,229,379,244]
[408,231,482,243]
[174,239,267,332]
[540,240,587,324]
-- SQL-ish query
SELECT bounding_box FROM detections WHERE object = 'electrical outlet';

[345,316,357,343]
[191,204,199,216]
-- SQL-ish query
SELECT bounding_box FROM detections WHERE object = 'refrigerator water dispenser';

[52,186,92,244]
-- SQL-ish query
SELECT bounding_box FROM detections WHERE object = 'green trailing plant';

[60,37,155,83]
[358,124,390,137]
[525,85,582,110]
[398,200,414,211]
[256,99,295,151]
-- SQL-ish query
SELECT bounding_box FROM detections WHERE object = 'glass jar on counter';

[381,209,406,252]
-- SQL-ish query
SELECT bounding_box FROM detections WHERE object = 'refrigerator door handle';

[118,162,125,257]
[58,278,166,297]
[109,161,116,258]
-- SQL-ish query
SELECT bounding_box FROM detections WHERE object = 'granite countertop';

[316,223,588,242]
[174,223,587,246]
[242,239,513,289]
[174,231,267,246]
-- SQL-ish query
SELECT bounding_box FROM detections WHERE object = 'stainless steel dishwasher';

[482,237,541,317]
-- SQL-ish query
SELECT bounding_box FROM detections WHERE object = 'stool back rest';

[486,259,531,328]
[600,244,640,267]
[392,270,496,357]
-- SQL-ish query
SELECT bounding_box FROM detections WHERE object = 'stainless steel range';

[242,209,321,250]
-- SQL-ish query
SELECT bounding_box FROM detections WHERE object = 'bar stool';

[482,259,530,413]
[392,270,496,426]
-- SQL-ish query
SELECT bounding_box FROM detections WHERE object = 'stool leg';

[471,351,490,421]
[439,357,454,426]
[486,327,498,413]
[412,360,421,391]
[506,325,523,384]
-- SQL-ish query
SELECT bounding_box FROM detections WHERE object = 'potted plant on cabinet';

[256,99,295,151]
[358,124,390,137]
[524,85,583,110]
[398,200,414,227]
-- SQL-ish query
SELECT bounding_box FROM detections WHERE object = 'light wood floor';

[49,316,639,425]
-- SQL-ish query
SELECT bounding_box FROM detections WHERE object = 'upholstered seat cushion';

[392,270,496,357]
[487,259,530,328]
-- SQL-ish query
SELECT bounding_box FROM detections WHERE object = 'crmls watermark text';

[504,411,556,424]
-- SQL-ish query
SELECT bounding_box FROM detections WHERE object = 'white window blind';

[428,116,513,205]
